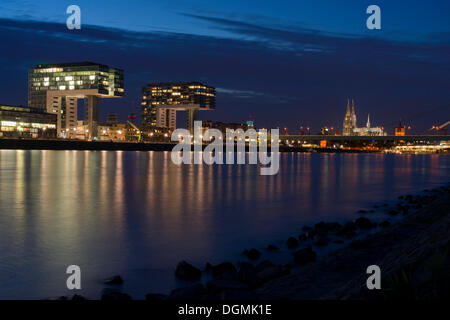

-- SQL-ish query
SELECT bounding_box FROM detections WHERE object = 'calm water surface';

[0,150,448,299]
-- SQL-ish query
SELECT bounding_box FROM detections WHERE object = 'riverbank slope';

[255,186,450,300]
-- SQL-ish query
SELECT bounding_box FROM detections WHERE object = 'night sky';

[1,0,449,133]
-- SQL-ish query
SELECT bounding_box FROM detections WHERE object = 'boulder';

[286,237,299,249]
[210,262,238,280]
[168,284,206,301]
[336,222,357,238]
[314,234,330,246]
[175,261,201,281]
[257,265,284,282]
[145,293,168,301]
[265,244,279,251]
[245,248,261,261]
[292,247,316,265]
[314,221,329,234]
[101,289,132,301]
[380,220,390,228]
[255,260,274,273]
[238,262,259,286]
[206,279,248,297]
[298,233,307,241]
[354,217,373,230]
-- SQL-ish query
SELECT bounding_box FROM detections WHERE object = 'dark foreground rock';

[104,275,123,285]
[101,289,132,301]
[354,217,373,230]
[145,293,167,301]
[292,247,316,265]
[175,261,201,281]
[286,237,299,249]
[244,248,261,260]
[265,244,278,251]
[255,187,450,300]
[209,262,238,280]
[168,284,206,300]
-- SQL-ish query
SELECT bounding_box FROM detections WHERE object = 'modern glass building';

[141,82,215,131]
[28,62,124,138]
[0,104,57,138]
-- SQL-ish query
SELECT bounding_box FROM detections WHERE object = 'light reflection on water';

[0,150,448,299]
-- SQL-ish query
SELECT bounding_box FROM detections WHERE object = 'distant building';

[141,82,215,132]
[28,62,124,139]
[395,120,406,136]
[342,99,386,136]
[352,114,386,136]
[0,104,57,138]
[202,120,245,135]
[343,99,357,136]
[106,113,118,125]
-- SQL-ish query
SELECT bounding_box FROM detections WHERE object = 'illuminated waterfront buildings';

[0,104,57,138]
[141,82,215,132]
[342,99,386,136]
[28,62,124,139]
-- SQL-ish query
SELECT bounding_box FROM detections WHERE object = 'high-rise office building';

[141,82,215,132]
[28,62,124,138]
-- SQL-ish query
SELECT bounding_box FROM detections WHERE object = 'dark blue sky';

[1,0,449,133]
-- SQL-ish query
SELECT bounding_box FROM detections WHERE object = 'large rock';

[256,264,285,282]
[265,244,279,251]
[245,248,261,260]
[292,247,316,265]
[354,217,373,230]
[145,293,168,301]
[380,220,390,228]
[336,222,357,239]
[314,234,330,247]
[315,222,343,234]
[238,262,259,287]
[286,237,299,249]
[210,262,238,280]
[101,289,132,301]
[168,284,206,301]
[206,279,248,297]
[175,261,201,281]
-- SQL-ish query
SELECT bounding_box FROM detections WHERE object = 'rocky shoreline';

[56,183,450,301]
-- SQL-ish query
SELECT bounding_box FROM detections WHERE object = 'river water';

[0,150,448,299]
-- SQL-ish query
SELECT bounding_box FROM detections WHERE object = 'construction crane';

[430,121,450,135]
[126,120,142,142]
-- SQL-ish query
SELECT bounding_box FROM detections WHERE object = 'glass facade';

[0,105,57,138]
[141,82,215,127]
[28,62,124,109]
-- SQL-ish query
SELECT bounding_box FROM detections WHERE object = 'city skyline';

[0,1,449,133]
